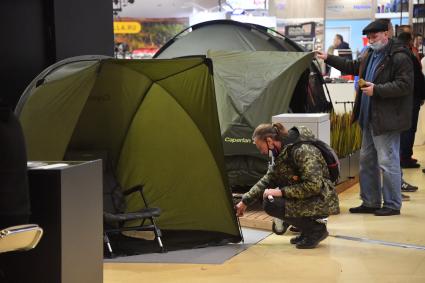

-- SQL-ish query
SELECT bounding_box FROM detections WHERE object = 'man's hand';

[315,50,328,61]
[235,201,247,217]
[263,188,283,200]
[361,81,374,96]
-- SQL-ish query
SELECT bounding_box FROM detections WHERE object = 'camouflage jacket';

[242,126,340,218]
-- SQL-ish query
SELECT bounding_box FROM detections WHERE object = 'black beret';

[362,20,388,35]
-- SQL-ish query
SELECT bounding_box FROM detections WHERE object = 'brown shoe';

[402,193,410,201]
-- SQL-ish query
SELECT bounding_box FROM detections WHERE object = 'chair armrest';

[123,184,150,208]
[123,184,144,196]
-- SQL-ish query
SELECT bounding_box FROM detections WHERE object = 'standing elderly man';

[317,20,413,216]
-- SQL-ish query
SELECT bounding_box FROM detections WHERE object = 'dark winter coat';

[326,39,414,135]
[336,41,350,50]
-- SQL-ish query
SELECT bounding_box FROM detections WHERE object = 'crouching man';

[235,123,340,249]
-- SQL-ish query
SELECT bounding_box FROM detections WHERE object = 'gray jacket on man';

[325,39,413,136]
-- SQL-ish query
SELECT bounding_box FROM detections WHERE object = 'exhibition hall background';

[1,0,416,110]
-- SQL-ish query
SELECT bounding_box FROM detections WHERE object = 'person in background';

[316,19,414,216]
[235,123,339,249]
[326,34,352,74]
[412,33,423,60]
[422,56,425,75]
[334,34,351,50]
[326,34,347,58]
[398,26,421,60]
[375,19,419,196]
[398,32,425,174]
[351,18,417,198]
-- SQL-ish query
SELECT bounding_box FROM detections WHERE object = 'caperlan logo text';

[224,137,252,144]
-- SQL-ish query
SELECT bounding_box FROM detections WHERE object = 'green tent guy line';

[15,55,242,250]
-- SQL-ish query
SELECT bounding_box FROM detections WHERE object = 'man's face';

[367,31,388,44]
[333,36,341,47]
[254,137,271,155]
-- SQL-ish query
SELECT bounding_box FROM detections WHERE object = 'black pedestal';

[0,160,103,283]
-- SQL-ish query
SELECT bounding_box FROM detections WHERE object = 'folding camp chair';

[103,183,166,256]
[64,149,165,257]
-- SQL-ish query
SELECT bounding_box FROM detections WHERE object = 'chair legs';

[150,217,166,253]
[103,233,115,258]
[103,220,166,256]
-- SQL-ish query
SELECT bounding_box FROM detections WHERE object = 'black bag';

[289,139,340,184]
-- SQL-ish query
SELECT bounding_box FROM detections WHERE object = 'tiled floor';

[104,146,425,283]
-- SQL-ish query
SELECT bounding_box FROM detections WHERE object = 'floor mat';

[104,227,271,264]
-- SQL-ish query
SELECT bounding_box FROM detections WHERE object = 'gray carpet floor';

[104,227,271,264]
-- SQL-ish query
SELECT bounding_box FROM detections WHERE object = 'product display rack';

[412,0,425,36]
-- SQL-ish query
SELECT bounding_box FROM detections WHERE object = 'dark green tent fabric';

[208,51,314,188]
[16,56,242,248]
[155,20,326,188]
[208,50,314,156]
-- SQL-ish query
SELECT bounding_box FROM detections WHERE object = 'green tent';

[155,20,322,188]
[206,50,314,187]
[208,50,313,151]
[212,50,315,187]
[15,55,242,251]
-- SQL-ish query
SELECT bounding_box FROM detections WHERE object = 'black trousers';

[400,96,421,160]
[262,197,326,234]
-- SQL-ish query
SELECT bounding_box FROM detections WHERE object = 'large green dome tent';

[154,20,332,188]
[15,55,242,253]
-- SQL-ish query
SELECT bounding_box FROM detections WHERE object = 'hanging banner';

[326,0,373,20]
[114,21,142,34]
[114,17,188,59]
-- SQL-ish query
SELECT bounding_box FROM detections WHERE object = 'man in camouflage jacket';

[236,125,339,249]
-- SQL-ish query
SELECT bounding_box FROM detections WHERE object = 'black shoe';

[295,230,329,249]
[374,207,400,216]
[290,234,305,245]
[401,182,418,192]
[400,160,420,168]
[349,205,380,214]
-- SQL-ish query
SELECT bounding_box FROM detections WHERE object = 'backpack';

[289,139,340,184]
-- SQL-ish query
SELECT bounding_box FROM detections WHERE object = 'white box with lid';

[272,113,330,145]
